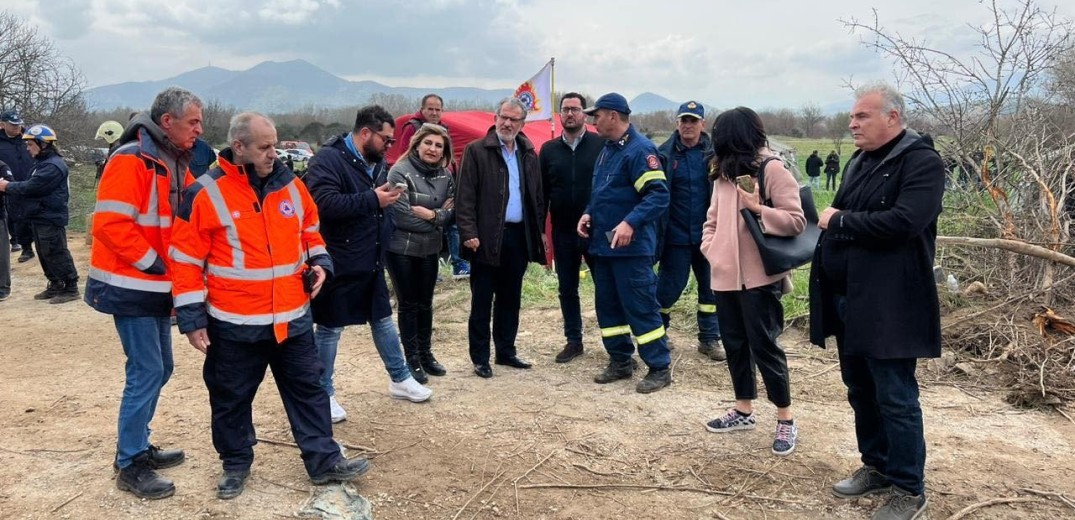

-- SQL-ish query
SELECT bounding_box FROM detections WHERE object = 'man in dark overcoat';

[809,82,944,520]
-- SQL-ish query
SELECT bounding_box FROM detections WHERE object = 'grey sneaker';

[832,465,893,498]
[705,409,756,432]
[697,339,726,361]
[772,420,797,456]
[872,488,928,520]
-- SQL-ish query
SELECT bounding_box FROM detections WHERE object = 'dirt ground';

[1,237,1073,520]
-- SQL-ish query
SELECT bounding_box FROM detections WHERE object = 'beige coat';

[700,154,806,292]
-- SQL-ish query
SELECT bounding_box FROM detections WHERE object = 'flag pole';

[549,57,556,139]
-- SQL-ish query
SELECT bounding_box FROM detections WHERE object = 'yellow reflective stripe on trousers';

[636,326,666,345]
[601,325,632,338]
[698,303,716,313]
[633,170,666,192]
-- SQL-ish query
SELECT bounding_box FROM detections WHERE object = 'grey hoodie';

[117,112,192,212]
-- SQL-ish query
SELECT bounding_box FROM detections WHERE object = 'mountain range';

[85,59,687,114]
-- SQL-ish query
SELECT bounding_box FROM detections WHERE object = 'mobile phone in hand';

[394,182,407,191]
[605,230,615,244]
[302,268,317,293]
[735,175,755,193]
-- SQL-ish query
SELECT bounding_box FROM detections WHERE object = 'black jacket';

[5,147,70,227]
[0,160,12,219]
[539,131,602,232]
[808,129,944,359]
[806,153,824,177]
[456,127,546,266]
[304,134,394,327]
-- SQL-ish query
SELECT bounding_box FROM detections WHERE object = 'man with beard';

[456,97,546,378]
[305,105,432,424]
[539,92,602,363]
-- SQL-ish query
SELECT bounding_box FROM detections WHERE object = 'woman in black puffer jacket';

[385,123,455,378]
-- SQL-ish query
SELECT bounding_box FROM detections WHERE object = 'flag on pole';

[514,60,553,122]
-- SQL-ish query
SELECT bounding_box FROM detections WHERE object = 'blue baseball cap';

[1,110,23,125]
[583,93,631,116]
[677,101,704,120]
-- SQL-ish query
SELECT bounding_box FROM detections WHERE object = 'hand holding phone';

[735,175,755,194]
[394,182,407,191]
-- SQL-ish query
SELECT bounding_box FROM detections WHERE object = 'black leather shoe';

[113,445,186,472]
[495,355,532,369]
[311,456,371,485]
[116,453,175,500]
[554,342,584,363]
[474,363,493,378]
[419,351,447,376]
[217,469,250,500]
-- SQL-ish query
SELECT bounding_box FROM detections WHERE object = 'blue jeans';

[809,175,821,191]
[114,315,173,469]
[835,295,926,495]
[446,223,464,268]
[314,316,411,393]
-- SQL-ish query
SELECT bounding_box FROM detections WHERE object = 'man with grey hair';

[809,82,943,520]
[456,97,546,378]
[171,112,370,500]
[85,86,204,499]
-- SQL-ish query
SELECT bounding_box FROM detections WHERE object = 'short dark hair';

[421,94,444,108]
[560,92,587,110]
[353,105,395,133]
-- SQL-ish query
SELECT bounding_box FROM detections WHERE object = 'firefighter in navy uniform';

[576,93,671,394]
[656,101,725,361]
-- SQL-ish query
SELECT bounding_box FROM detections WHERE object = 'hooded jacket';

[808,129,945,359]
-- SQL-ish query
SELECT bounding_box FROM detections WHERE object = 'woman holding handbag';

[699,107,806,456]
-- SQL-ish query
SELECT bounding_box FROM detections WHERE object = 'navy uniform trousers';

[203,323,341,476]
[592,255,671,369]
[656,244,720,342]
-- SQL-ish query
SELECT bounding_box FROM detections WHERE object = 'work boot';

[554,341,584,363]
[311,456,371,485]
[636,367,672,393]
[113,445,186,473]
[697,339,727,361]
[872,488,928,520]
[418,346,446,376]
[216,469,250,500]
[34,281,61,300]
[49,280,80,304]
[594,358,635,384]
[116,452,176,500]
[832,465,893,498]
[17,249,34,263]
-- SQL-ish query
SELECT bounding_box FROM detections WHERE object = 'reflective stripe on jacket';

[85,128,192,316]
[170,150,332,343]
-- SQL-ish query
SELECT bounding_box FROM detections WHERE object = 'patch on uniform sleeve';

[646,154,660,170]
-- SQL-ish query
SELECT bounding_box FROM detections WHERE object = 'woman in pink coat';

[699,107,805,456]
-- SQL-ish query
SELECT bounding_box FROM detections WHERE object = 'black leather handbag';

[739,157,821,275]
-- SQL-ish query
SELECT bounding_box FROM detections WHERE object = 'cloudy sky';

[7,0,1075,110]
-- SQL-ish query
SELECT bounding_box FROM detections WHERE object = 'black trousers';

[31,222,78,284]
[385,251,439,352]
[714,282,792,407]
[467,223,529,365]
[551,226,592,343]
[203,326,340,476]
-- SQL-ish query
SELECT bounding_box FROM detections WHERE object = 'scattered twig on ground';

[517,483,804,504]
[688,466,711,487]
[395,495,450,510]
[1021,488,1075,510]
[255,476,309,493]
[799,363,840,381]
[50,491,82,513]
[46,395,68,411]
[256,436,381,455]
[670,352,684,377]
[722,459,783,505]
[1054,406,1075,426]
[513,448,558,514]
[452,461,505,520]
[571,463,624,477]
[946,497,1042,519]
[377,440,423,457]
[369,420,424,427]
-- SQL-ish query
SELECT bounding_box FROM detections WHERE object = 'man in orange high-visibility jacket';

[84,87,202,500]
[170,112,370,500]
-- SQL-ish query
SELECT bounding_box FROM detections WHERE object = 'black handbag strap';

[755,156,782,206]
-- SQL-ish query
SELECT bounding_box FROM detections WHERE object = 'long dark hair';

[708,106,768,181]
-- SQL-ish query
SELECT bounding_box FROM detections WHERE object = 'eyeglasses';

[560,107,583,114]
[371,131,396,146]
[497,114,525,124]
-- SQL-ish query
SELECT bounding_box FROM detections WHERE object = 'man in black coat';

[539,92,601,363]
[304,105,432,422]
[0,110,34,261]
[805,150,823,191]
[456,97,546,378]
[810,83,943,520]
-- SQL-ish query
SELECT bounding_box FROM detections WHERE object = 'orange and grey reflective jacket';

[170,149,332,343]
[85,127,195,316]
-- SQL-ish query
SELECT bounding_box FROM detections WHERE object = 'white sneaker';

[388,377,433,403]
[329,395,347,423]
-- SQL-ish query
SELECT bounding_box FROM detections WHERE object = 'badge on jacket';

[279,200,295,218]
